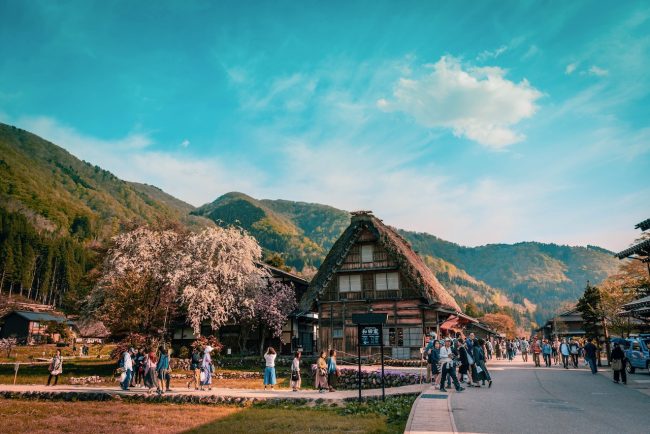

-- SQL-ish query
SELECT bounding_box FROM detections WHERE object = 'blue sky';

[1,0,648,251]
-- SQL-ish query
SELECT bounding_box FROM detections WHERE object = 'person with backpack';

[439,339,464,393]
[187,347,202,390]
[559,339,571,369]
[156,346,171,394]
[326,349,338,392]
[46,349,63,386]
[120,347,134,391]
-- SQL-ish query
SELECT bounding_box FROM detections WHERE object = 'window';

[375,272,399,290]
[361,244,374,263]
[333,328,343,338]
[632,341,641,351]
[339,274,361,292]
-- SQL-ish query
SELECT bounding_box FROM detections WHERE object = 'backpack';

[118,356,125,369]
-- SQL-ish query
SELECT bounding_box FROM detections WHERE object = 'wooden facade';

[300,211,462,359]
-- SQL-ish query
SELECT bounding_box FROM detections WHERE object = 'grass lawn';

[0,399,400,434]
[0,344,115,363]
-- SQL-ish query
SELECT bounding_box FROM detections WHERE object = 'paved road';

[451,357,650,434]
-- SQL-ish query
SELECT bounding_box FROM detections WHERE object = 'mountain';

[194,191,620,326]
[191,192,338,269]
[0,122,620,326]
[0,123,211,310]
[401,231,619,324]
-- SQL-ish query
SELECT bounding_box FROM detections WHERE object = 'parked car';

[623,335,650,374]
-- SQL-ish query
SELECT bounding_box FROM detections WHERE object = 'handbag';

[291,369,299,381]
[611,359,623,371]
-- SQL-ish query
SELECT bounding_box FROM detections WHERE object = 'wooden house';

[171,263,315,355]
[0,310,72,344]
[299,211,463,359]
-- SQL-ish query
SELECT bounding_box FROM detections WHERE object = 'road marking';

[633,380,650,383]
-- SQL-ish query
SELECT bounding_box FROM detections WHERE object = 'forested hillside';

[0,123,211,311]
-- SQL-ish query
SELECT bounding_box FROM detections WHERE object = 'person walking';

[552,339,560,365]
[46,349,63,386]
[201,345,213,391]
[520,339,529,362]
[610,343,627,385]
[290,351,301,392]
[570,339,580,368]
[263,347,277,390]
[326,349,338,392]
[439,339,464,393]
[133,348,145,388]
[486,339,493,360]
[474,338,492,387]
[531,339,542,367]
[315,350,328,393]
[583,339,598,374]
[423,333,436,383]
[156,346,171,394]
[457,339,470,384]
[559,339,571,369]
[143,350,157,394]
[496,339,503,360]
[120,347,134,390]
[187,347,202,390]
[542,339,552,367]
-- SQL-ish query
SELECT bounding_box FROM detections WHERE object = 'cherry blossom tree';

[252,279,297,355]
[176,226,267,333]
[87,227,181,336]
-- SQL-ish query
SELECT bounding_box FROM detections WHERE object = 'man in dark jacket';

[583,339,598,374]
[187,347,202,390]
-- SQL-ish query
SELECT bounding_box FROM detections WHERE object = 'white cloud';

[180,139,190,148]
[378,56,543,149]
[565,62,578,75]
[477,45,508,62]
[588,65,609,77]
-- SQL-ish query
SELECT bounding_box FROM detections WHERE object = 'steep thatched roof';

[299,211,461,312]
[75,319,111,338]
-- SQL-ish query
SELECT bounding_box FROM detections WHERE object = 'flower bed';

[313,367,423,390]
[68,376,105,385]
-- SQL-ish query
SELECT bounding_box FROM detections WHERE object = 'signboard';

[360,325,381,347]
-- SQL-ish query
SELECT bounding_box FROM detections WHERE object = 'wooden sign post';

[352,313,388,402]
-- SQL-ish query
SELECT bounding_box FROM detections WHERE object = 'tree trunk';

[0,268,5,294]
[8,281,13,298]
[259,326,267,357]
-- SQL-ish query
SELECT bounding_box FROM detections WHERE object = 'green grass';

[0,359,116,385]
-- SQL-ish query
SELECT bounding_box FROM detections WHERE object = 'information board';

[359,325,381,347]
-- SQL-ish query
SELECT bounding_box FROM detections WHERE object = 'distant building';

[0,310,72,344]
[74,319,111,344]
[538,308,586,339]
[299,211,466,359]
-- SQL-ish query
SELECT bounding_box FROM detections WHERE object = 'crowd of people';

[117,345,215,395]
[44,333,630,393]
[423,332,493,392]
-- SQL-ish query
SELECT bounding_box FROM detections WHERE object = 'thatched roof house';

[300,211,463,359]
